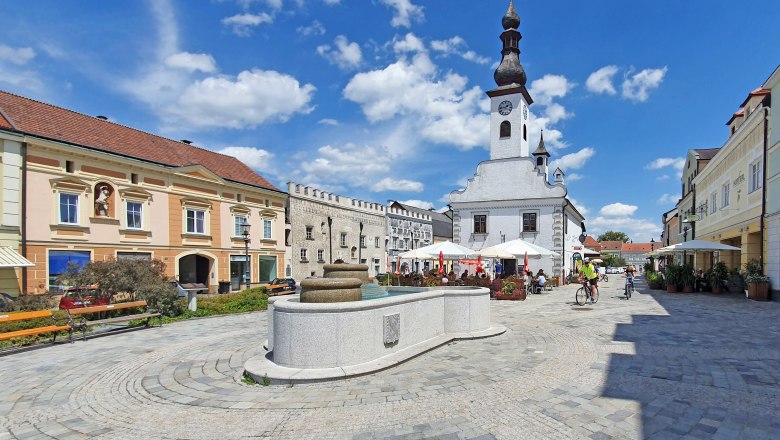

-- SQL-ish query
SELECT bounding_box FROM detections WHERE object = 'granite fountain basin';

[244,285,506,384]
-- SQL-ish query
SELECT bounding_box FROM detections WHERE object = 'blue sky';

[1,0,778,242]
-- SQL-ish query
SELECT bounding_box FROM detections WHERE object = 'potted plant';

[496,277,526,300]
[708,262,728,294]
[680,264,696,293]
[664,264,681,293]
[744,259,770,301]
[646,272,661,290]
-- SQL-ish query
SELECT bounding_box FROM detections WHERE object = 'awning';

[0,246,34,268]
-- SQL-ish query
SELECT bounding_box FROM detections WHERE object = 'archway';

[178,253,213,286]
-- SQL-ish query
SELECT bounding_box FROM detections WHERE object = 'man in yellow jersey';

[578,258,599,303]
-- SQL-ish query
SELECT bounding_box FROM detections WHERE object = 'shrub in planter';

[680,264,696,293]
[708,262,728,294]
[646,272,661,289]
[664,264,681,293]
[744,258,770,301]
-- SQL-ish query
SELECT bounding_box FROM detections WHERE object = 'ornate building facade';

[285,182,386,280]
[449,1,585,279]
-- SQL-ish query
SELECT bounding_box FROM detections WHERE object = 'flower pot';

[712,286,723,294]
[748,282,769,301]
[666,284,678,293]
[682,285,694,293]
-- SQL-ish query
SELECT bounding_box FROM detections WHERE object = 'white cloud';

[600,202,638,217]
[299,143,391,189]
[297,20,326,37]
[646,157,685,170]
[399,199,433,210]
[622,67,668,102]
[372,177,424,192]
[265,0,283,10]
[430,36,489,64]
[544,102,571,124]
[217,146,273,171]
[656,174,670,181]
[550,147,595,171]
[586,65,619,95]
[318,118,339,126]
[529,74,575,106]
[323,0,341,4]
[569,198,589,216]
[380,0,424,28]
[166,69,316,128]
[164,52,217,73]
[343,51,489,150]
[588,216,662,243]
[657,194,678,205]
[222,12,273,36]
[0,45,35,65]
[393,33,426,53]
[566,173,583,182]
[317,35,362,70]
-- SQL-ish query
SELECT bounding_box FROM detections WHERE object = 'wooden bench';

[0,310,72,344]
[66,300,162,341]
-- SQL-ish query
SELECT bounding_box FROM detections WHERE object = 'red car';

[58,285,109,309]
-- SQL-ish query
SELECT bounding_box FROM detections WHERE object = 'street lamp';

[358,222,364,264]
[327,216,333,264]
[241,220,251,290]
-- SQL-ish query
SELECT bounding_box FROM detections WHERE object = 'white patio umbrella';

[413,241,477,260]
[492,238,560,257]
[476,246,516,259]
[398,248,436,259]
[656,240,742,253]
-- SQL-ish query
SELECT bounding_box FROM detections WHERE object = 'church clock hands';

[498,100,513,115]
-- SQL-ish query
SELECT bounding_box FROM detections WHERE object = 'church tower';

[487,0,533,160]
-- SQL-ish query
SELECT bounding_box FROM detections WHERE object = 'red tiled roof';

[740,88,770,107]
[583,235,601,251]
[694,148,720,160]
[599,241,623,251]
[621,243,653,253]
[0,90,279,192]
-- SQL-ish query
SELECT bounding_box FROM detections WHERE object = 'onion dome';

[502,0,520,30]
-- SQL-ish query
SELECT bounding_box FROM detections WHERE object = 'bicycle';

[575,279,599,305]
[624,275,634,299]
[599,273,609,282]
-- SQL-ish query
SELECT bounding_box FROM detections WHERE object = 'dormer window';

[500,121,511,138]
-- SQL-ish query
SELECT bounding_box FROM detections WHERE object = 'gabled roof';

[693,148,720,160]
[599,241,623,251]
[583,235,601,251]
[0,90,279,192]
[532,131,550,157]
[621,243,653,253]
[740,87,770,108]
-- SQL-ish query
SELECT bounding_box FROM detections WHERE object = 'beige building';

[0,129,33,295]
[763,67,780,297]
[693,87,769,271]
[285,182,386,280]
[0,90,286,294]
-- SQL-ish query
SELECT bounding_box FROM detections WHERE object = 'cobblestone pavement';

[1,278,779,439]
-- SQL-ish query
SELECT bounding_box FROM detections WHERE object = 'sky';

[1,0,779,242]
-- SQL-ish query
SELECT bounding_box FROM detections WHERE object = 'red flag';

[476,255,483,273]
[438,251,445,275]
[523,251,529,275]
[395,256,401,275]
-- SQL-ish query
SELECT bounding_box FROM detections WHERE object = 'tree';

[597,231,631,243]
[603,255,627,268]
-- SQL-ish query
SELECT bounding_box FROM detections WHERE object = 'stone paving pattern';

[1,277,779,439]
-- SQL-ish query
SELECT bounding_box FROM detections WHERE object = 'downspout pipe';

[21,141,27,295]
[761,107,769,271]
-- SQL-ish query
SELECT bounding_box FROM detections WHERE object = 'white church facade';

[449,0,586,280]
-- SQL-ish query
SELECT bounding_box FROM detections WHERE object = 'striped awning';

[0,246,34,268]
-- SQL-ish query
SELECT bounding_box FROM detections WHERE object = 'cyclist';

[578,258,599,303]
[625,264,635,291]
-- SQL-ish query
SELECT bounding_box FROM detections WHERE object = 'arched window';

[536,157,544,166]
[500,121,511,138]
[523,124,527,141]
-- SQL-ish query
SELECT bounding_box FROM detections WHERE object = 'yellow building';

[0,129,33,296]
[693,87,769,271]
[0,90,287,294]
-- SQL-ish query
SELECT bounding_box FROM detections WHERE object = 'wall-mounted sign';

[734,172,745,186]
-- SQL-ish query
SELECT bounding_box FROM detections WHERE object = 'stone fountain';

[299,263,368,303]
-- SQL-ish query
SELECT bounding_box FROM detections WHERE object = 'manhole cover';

[573,308,593,311]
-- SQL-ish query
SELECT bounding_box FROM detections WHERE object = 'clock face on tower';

[498,100,513,116]
[523,105,528,120]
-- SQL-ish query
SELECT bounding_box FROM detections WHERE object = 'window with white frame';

[473,214,487,234]
[749,159,762,193]
[721,182,730,208]
[375,237,380,248]
[360,235,366,248]
[317,249,324,261]
[234,215,247,237]
[522,212,538,232]
[305,226,313,239]
[263,219,272,239]
[340,232,347,247]
[710,192,717,214]
[300,248,308,261]
[126,201,143,229]
[186,209,206,234]
[59,193,79,224]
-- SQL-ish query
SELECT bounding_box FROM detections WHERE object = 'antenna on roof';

[96,115,108,120]
[180,139,192,144]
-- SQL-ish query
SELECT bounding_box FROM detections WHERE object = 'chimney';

[96,115,108,120]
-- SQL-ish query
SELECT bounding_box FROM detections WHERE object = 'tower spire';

[494,0,527,87]
[533,131,550,157]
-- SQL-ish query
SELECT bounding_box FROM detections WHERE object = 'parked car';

[58,285,109,309]
[268,278,296,294]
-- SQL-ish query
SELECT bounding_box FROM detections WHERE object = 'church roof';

[532,132,550,156]
[553,167,565,176]
[502,0,520,30]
